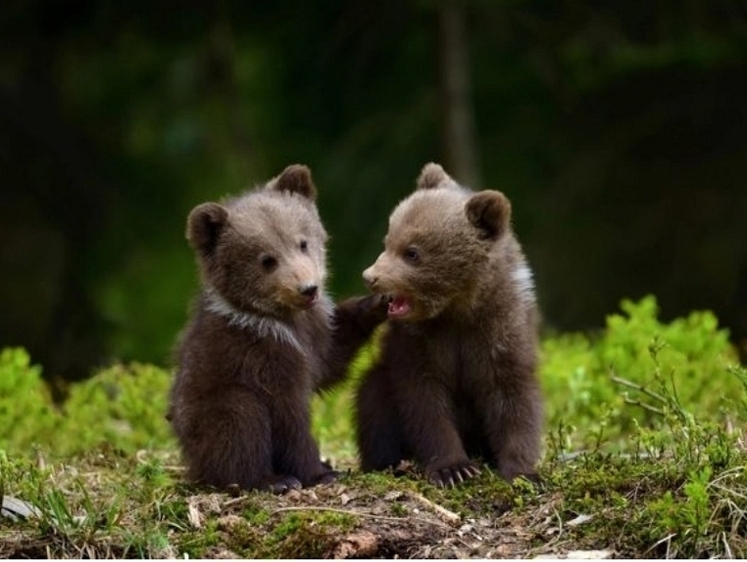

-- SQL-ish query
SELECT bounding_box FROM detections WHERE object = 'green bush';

[58,363,174,455]
[1,295,743,463]
[0,349,174,457]
[541,295,742,450]
[0,348,58,453]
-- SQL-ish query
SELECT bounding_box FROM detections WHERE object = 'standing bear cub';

[169,164,386,493]
[356,163,543,486]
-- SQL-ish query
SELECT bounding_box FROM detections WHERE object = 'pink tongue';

[388,296,412,316]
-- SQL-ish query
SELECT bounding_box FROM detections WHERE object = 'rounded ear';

[465,190,511,240]
[186,202,228,256]
[271,164,317,201]
[416,162,451,190]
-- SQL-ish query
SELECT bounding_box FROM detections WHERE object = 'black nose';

[300,284,318,298]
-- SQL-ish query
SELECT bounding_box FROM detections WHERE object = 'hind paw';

[267,475,302,494]
[426,461,481,488]
[313,469,340,486]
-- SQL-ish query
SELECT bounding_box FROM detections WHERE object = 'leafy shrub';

[541,295,742,450]
[0,349,174,457]
[0,348,58,452]
[58,363,174,455]
[1,295,743,463]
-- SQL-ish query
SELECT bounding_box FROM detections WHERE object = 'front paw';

[353,294,389,324]
[425,460,481,488]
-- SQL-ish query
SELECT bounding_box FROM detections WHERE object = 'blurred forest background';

[1,0,746,385]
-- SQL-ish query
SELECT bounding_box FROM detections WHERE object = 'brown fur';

[356,163,543,486]
[169,164,386,493]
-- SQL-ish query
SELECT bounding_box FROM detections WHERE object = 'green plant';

[0,348,59,452]
[312,334,381,464]
[0,350,174,457]
[56,363,174,456]
[541,295,742,450]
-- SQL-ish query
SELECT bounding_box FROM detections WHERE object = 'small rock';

[1,497,40,521]
[331,530,379,559]
[285,489,302,501]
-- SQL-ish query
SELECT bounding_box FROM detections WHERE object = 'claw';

[461,462,478,478]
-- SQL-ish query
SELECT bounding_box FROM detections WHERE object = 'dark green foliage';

[3,0,747,379]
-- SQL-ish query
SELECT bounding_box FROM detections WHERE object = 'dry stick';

[409,492,461,525]
[271,505,451,529]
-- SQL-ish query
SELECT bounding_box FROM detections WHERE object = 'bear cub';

[356,163,543,486]
[169,164,386,493]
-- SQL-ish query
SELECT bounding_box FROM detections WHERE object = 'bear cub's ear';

[272,164,317,201]
[187,202,229,257]
[416,162,451,190]
[465,190,511,241]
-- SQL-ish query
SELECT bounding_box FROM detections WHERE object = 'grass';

[1,296,746,558]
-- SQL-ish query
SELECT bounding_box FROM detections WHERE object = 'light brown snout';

[362,253,386,291]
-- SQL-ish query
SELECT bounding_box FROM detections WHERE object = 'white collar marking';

[204,290,303,352]
[511,262,536,304]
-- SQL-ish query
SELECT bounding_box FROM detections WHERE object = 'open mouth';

[302,293,319,308]
[387,294,413,318]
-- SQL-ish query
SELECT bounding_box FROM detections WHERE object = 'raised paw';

[426,461,481,488]
[267,475,302,495]
[356,294,390,323]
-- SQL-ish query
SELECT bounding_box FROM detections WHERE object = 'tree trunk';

[437,3,482,189]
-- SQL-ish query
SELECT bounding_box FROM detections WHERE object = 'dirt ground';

[184,480,614,559]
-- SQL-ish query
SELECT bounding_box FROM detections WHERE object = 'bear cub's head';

[363,162,513,322]
[187,164,328,319]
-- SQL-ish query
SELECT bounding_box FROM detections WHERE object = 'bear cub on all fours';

[169,164,386,494]
[356,163,544,487]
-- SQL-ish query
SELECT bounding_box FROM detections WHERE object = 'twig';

[722,531,734,559]
[222,496,248,508]
[410,492,461,525]
[622,397,665,416]
[611,375,667,404]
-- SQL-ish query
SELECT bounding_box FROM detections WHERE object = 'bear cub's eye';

[403,246,420,264]
[260,255,278,271]
[299,239,308,252]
